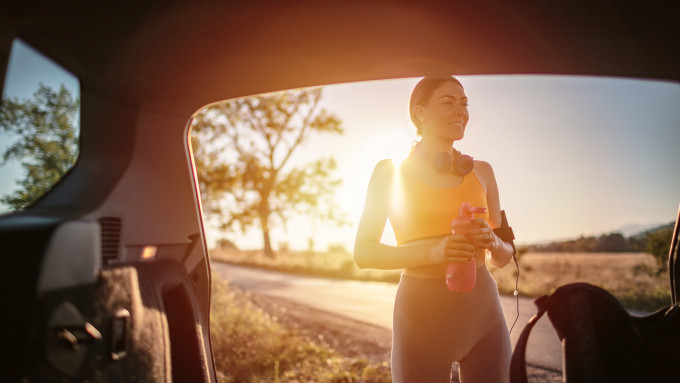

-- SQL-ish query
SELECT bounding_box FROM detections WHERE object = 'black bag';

[510,282,680,383]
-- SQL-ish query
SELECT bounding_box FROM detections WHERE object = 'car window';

[201,77,679,381]
[0,38,80,213]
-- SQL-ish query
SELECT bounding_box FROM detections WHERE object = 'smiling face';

[415,80,469,143]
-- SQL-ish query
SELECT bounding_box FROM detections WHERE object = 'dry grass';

[210,275,391,382]
[490,252,671,312]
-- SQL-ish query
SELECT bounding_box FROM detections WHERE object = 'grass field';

[211,248,671,313]
[490,252,670,312]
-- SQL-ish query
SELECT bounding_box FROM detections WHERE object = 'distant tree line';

[528,232,634,253]
[525,223,675,272]
[526,224,674,254]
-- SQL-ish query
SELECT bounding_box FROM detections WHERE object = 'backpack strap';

[509,295,550,383]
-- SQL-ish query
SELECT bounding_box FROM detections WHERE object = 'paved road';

[212,263,562,372]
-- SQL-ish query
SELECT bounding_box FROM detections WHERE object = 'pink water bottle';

[446,202,487,292]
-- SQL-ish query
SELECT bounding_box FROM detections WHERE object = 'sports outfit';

[389,159,511,383]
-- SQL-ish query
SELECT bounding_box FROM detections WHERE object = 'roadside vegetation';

[210,276,390,382]
[211,247,402,284]
[491,252,670,312]
[522,223,675,274]
[211,248,671,313]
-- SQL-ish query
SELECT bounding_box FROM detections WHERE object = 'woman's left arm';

[469,161,514,268]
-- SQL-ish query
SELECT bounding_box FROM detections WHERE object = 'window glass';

[0,39,80,213]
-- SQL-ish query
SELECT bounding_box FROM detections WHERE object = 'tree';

[646,227,673,274]
[597,232,627,252]
[0,84,79,210]
[191,87,344,257]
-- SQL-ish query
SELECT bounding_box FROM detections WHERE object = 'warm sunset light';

[200,76,679,252]
[7,4,679,382]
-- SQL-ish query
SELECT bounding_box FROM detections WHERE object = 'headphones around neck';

[412,143,474,176]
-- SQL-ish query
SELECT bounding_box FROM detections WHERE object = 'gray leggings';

[392,267,511,383]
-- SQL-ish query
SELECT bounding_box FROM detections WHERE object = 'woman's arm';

[469,161,515,268]
[353,160,475,270]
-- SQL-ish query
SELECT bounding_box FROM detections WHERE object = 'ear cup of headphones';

[452,151,474,176]
[412,143,474,176]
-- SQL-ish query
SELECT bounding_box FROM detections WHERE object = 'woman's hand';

[429,234,477,264]
[468,218,501,252]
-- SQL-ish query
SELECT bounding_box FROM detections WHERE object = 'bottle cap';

[458,202,486,218]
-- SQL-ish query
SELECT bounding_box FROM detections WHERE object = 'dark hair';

[409,76,464,135]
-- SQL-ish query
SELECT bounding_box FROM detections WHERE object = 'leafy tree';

[191,88,344,257]
[0,84,78,209]
[646,227,673,274]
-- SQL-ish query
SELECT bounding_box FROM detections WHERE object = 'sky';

[2,39,679,251]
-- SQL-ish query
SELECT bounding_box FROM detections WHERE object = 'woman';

[353,76,515,382]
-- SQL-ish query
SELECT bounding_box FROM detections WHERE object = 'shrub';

[646,227,674,274]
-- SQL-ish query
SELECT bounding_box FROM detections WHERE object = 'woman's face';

[416,80,469,142]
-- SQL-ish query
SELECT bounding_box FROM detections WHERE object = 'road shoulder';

[246,290,562,382]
